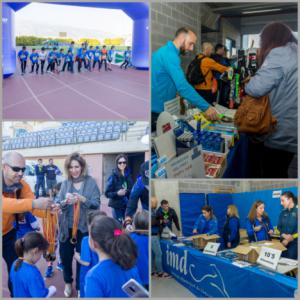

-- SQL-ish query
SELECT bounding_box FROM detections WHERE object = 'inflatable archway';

[2,2,149,77]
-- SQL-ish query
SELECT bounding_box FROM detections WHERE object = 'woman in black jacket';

[105,154,133,223]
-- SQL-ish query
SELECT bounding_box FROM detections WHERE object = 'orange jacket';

[194,54,229,91]
[3,179,46,235]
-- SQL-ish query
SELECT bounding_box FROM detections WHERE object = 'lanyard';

[70,201,81,244]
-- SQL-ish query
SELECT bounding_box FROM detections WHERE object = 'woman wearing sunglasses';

[105,154,133,223]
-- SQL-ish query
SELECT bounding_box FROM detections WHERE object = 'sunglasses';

[118,161,127,165]
[8,165,26,173]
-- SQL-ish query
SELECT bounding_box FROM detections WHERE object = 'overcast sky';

[15,3,132,36]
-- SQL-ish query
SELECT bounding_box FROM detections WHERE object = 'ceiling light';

[242,8,282,14]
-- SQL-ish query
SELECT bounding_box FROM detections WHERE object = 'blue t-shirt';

[124,50,131,60]
[84,53,90,60]
[18,50,29,61]
[30,53,39,63]
[68,46,75,55]
[64,53,73,62]
[84,259,141,298]
[130,233,149,286]
[108,49,115,60]
[14,212,38,239]
[77,48,84,59]
[47,51,56,62]
[87,50,95,60]
[80,236,98,297]
[56,52,64,59]
[94,50,101,61]
[10,261,49,297]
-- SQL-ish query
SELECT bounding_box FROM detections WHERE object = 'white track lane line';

[20,76,54,120]
[4,77,95,110]
[77,73,149,103]
[48,74,127,119]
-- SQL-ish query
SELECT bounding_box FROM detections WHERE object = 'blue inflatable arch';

[3,2,149,77]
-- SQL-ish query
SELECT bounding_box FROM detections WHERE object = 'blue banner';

[207,193,233,235]
[161,240,297,297]
[179,193,205,236]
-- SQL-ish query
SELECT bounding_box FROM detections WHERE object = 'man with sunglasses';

[2,152,53,296]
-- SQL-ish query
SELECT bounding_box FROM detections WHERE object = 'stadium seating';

[2,121,130,150]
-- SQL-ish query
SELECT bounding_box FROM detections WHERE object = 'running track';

[3,65,149,120]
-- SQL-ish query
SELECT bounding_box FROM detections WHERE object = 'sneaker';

[45,265,54,278]
[56,262,63,271]
[64,283,72,298]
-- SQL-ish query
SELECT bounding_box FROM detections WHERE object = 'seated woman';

[193,205,218,235]
[246,200,274,242]
[222,204,240,249]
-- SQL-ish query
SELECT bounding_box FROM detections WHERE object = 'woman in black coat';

[105,154,133,223]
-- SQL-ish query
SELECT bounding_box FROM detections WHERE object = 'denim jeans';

[151,235,163,273]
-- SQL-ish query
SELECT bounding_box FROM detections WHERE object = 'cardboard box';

[190,234,220,250]
[233,240,287,264]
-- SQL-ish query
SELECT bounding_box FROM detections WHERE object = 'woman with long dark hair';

[245,22,298,178]
[57,153,100,297]
[105,154,133,223]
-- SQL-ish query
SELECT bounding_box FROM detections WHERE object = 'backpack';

[234,95,277,135]
[186,55,207,85]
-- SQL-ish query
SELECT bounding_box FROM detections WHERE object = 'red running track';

[3,65,149,120]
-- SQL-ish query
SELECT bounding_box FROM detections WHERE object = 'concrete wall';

[151,1,202,69]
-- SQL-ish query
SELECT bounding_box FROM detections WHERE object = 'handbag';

[234,95,277,135]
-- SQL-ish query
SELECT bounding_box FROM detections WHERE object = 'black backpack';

[186,55,207,85]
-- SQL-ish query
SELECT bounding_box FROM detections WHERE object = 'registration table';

[160,240,297,298]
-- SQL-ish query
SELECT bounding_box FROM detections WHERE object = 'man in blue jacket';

[151,27,219,131]
[34,158,46,198]
[45,158,61,194]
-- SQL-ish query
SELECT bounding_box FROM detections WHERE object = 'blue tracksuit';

[152,41,210,113]
[222,216,240,248]
[193,214,218,235]
[125,176,149,218]
[18,50,29,61]
[246,217,273,242]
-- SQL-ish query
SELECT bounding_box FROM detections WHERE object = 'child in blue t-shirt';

[14,212,40,240]
[120,46,131,70]
[107,45,115,71]
[130,210,149,289]
[93,46,101,70]
[56,49,64,67]
[84,216,142,298]
[29,48,39,74]
[18,46,29,75]
[76,43,85,72]
[61,50,74,73]
[74,210,107,297]
[10,232,57,298]
[83,48,91,71]
[46,47,57,73]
